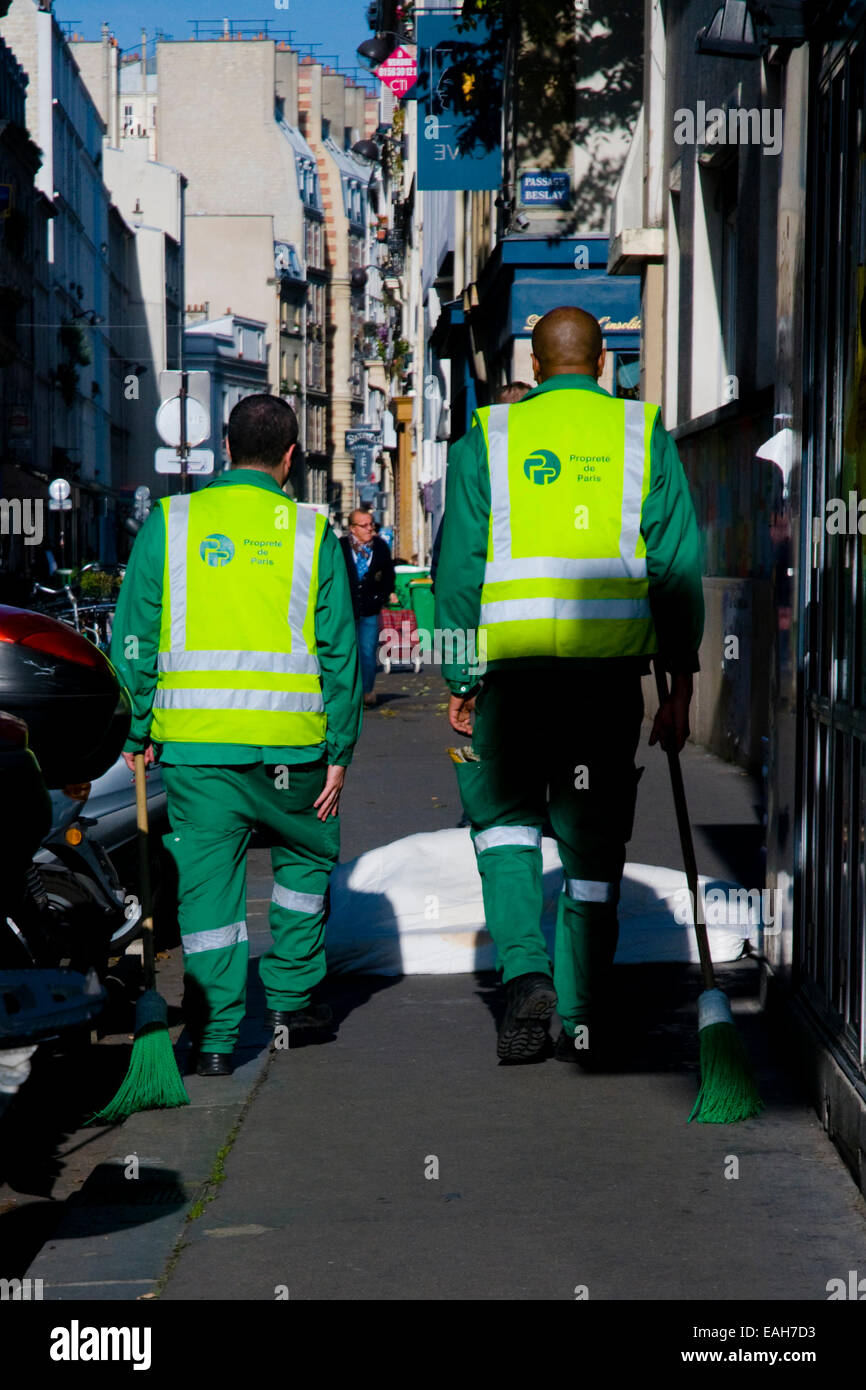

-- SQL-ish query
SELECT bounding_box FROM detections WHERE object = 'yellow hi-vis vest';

[150,485,327,746]
[475,391,660,661]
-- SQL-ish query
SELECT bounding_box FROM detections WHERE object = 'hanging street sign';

[414,13,504,192]
[345,428,382,451]
[353,446,379,486]
[375,46,418,97]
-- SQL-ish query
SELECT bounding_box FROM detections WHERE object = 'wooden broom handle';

[652,660,716,992]
[133,752,156,989]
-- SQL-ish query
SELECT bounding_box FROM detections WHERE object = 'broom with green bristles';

[653,661,763,1124]
[90,752,189,1122]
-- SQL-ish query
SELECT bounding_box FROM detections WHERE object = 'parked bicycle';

[30,562,125,653]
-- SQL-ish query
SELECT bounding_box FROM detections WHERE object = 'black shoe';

[497,972,557,1062]
[265,1003,334,1032]
[195,1052,233,1076]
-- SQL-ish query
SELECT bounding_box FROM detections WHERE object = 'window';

[306,401,325,453]
[304,218,323,268]
[614,352,640,400]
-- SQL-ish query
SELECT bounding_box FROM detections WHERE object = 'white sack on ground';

[324,828,759,976]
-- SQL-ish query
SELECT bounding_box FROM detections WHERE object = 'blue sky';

[53,0,376,87]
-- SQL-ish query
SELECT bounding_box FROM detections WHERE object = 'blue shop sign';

[511,271,641,341]
[520,171,571,206]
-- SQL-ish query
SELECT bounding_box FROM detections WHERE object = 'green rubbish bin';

[393,565,429,608]
[409,579,435,659]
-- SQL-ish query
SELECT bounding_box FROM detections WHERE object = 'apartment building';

[0,0,118,562]
[297,53,381,516]
[71,28,185,501]
[184,312,270,472]
[0,32,46,596]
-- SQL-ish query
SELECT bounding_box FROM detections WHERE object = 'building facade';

[609,0,866,1195]
[183,312,270,474]
[0,31,45,599]
[0,0,136,567]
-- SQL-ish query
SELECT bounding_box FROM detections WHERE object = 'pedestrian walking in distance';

[435,305,704,1064]
[339,509,397,708]
[111,394,362,1076]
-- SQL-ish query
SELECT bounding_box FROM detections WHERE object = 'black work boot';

[496,972,557,1062]
[195,1051,233,1077]
[265,1003,334,1032]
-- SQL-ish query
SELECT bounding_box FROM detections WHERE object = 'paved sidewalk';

[151,670,865,1301]
[11,668,866,1300]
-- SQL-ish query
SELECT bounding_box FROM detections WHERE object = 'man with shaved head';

[435,304,704,1066]
[531,305,603,376]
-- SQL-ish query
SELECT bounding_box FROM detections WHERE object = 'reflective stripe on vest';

[154,688,324,713]
[151,489,326,747]
[476,394,659,660]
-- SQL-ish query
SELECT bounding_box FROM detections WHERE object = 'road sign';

[134,485,152,521]
[49,477,71,503]
[156,395,210,449]
[154,448,214,475]
[158,370,210,409]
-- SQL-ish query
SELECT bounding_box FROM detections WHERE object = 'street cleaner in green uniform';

[111,394,362,1075]
[435,306,704,1064]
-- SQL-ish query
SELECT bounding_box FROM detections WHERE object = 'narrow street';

[19,671,865,1303]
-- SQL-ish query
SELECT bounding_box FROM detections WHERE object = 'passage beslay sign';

[519,171,571,207]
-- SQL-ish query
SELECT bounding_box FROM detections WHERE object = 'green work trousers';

[454,668,644,1035]
[161,760,340,1053]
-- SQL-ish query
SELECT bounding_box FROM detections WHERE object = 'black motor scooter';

[0,606,132,1112]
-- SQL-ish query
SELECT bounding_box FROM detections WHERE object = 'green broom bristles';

[89,989,190,1124]
[688,988,763,1124]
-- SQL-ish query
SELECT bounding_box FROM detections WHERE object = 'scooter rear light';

[63,783,91,803]
[20,630,104,668]
[0,606,105,669]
